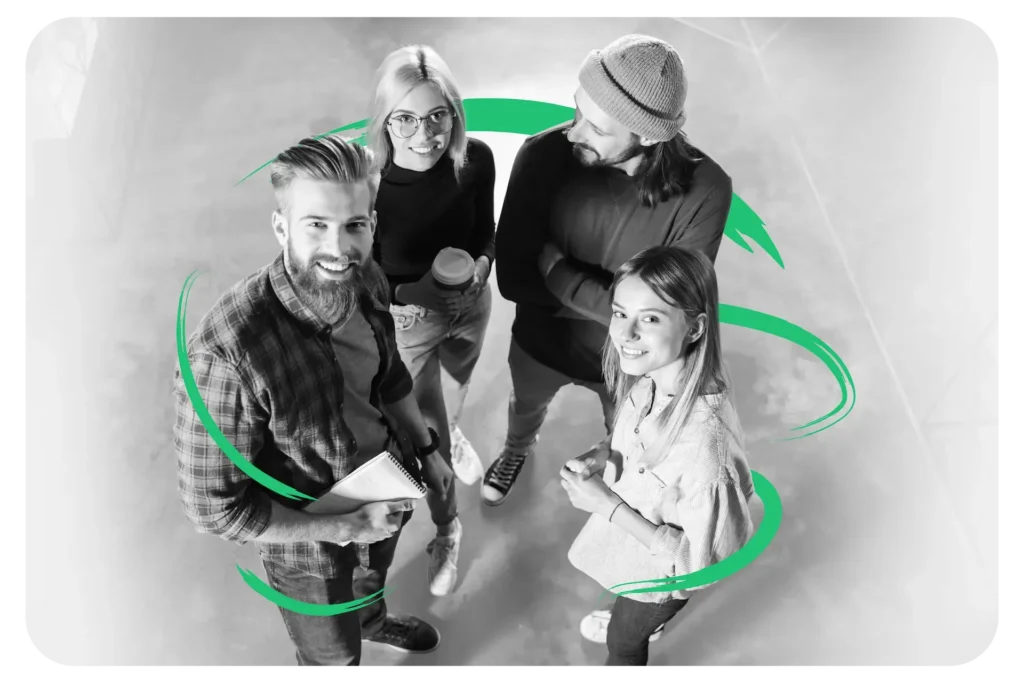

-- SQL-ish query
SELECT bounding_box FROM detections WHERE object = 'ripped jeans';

[390,284,492,527]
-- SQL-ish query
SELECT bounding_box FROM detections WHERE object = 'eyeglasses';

[386,109,456,139]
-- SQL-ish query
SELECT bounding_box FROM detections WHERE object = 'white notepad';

[303,451,427,546]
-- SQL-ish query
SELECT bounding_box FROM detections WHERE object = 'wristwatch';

[413,427,440,461]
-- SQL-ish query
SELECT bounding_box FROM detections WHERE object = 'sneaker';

[449,426,483,485]
[363,614,441,654]
[481,449,528,506]
[579,609,664,644]
[426,518,461,596]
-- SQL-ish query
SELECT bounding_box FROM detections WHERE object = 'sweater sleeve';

[648,474,754,590]
[542,173,734,324]
[671,176,733,265]
[494,136,564,310]
[469,140,497,265]
[542,257,615,325]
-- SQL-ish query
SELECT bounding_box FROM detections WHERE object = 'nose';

[321,226,350,260]
[619,318,640,342]
[411,119,434,143]
[566,119,583,144]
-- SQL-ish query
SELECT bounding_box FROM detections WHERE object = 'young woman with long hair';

[561,245,756,665]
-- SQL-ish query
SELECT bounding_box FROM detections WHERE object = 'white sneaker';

[449,426,483,485]
[426,518,461,596]
[579,609,664,644]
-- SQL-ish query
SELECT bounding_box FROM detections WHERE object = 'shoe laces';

[378,617,414,643]
[484,451,527,489]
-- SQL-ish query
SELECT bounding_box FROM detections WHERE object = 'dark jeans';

[606,594,690,666]
[505,336,617,455]
[260,509,412,666]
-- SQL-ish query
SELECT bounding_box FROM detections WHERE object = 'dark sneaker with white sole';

[481,449,528,506]
[362,614,440,654]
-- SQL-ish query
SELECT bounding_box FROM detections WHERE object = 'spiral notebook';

[303,450,427,545]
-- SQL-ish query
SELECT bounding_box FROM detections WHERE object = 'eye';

[310,221,327,229]
[391,114,415,125]
[642,315,660,324]
[348,221,368,231]
[429,111,448,123]
[611,310,626,319]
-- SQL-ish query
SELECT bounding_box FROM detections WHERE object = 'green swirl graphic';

[174,97,850,614]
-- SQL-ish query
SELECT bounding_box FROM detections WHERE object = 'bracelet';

[609,501,626,522]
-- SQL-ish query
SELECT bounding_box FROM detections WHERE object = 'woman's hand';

[560,460,620,518]
[463,256,491,299]
[396,271,463,316]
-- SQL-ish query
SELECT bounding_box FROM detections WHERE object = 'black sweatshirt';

[372,138,496,304]
[495,123,733,384]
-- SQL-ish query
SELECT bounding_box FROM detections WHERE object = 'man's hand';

[328,499,416,545]
[538,242,565,278]
[420,450,454,495]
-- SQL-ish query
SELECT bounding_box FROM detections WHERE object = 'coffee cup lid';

[432,248,475,285]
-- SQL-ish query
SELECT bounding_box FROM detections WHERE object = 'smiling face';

[272,176,376,323]
[387,82,453,172]
[609,274,705,386]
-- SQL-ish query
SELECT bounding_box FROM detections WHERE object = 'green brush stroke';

[720,304,856,438]
[595,470,782,601]
[237,565,392,616]
[236,98,784,269]
[211,98,853,610]
[176,270,316,502]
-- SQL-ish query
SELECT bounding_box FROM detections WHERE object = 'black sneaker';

[363,614,440,654]
[481,450,528,506]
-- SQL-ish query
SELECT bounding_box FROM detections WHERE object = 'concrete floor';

[26,17,998,665]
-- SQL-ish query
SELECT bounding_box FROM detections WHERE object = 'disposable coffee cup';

[432,247,475,292]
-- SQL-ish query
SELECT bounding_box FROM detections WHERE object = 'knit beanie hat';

[578,34,688,142]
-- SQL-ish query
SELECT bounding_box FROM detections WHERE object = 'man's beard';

[572,139,645,169]
[285,241,366,325]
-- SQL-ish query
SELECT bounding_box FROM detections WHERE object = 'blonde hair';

[366,44,468,181]
[602,246,737,467]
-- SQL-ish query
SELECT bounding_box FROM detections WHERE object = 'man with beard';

[484,34,734,507]
[173,135,453,665]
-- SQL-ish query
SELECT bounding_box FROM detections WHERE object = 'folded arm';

[542,183,734,324]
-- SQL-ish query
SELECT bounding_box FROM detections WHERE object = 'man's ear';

[369,210,377,236]
[638,135,659,148]
[271,209,288,248]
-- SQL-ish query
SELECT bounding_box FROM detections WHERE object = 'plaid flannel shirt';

[172,252,416,578]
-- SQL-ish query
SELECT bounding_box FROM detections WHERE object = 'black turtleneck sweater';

[372,137,496,304]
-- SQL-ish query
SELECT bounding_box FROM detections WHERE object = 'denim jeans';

[260,509,412,666]
[504,335,617,455]
[606,594,690,665]
[391,285,492,527]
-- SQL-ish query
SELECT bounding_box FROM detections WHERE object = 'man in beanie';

[484,35,733,508]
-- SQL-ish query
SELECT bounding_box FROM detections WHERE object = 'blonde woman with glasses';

[366,45,496,597]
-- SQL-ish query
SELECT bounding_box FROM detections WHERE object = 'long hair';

[366,44,468,181]
[633,131,704,207]
[601,246,732,467]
